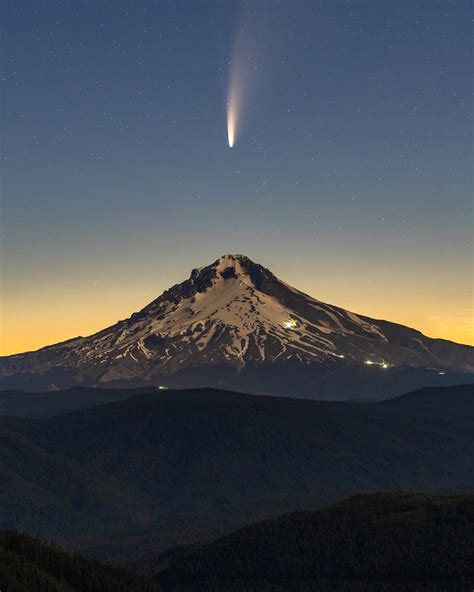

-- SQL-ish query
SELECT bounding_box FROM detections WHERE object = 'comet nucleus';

[227,104,235,147]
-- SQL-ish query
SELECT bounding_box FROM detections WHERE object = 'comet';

[226,4,263,148]
[227,69,243,147]
[226,47,244,148]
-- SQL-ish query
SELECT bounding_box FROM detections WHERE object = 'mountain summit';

[1,254,472,398]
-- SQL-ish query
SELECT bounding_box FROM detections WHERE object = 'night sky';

[2,0,472,354]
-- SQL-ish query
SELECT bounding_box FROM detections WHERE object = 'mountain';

[155,492,474,592]
[1,385,473,562]
[1,254,472,399]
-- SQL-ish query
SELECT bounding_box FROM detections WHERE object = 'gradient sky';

[1,0,472,355]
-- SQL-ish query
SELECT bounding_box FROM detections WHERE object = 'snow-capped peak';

[195,254,257,286]
[1,254,472,395]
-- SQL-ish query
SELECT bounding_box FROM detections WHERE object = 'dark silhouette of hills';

[0,385,156,417]
[2,492,473,591]
[155,491,474,591]
[1,384,473,561]
[0,529,159,592]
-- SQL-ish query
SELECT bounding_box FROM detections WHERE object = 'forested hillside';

[3,493,473,591]
[1,385,473,561]
[0,529,159,592]
[155,492,474,591]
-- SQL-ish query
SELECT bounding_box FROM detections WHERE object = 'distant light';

[365,360,391,369]
[438,371,445,375]
[158,385,168,390]
[334,354,345,359]
[283,320,297,329]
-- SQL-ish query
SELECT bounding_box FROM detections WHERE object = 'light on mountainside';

[365,360,391,369]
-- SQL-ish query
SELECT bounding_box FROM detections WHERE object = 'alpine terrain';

[1,254,472,398]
